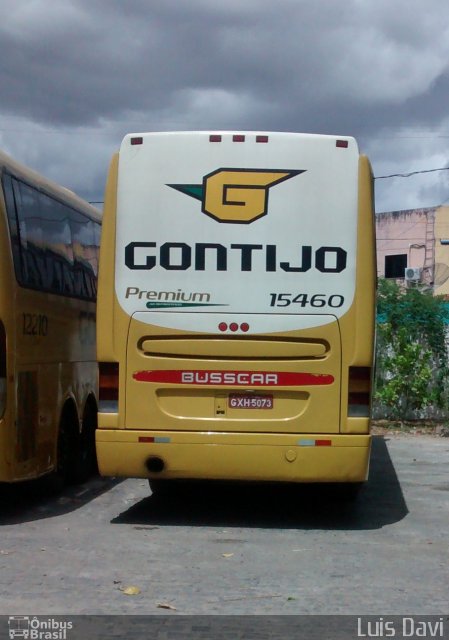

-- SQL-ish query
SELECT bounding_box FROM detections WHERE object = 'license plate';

[228,394,273,409]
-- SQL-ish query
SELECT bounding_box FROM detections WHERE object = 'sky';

[1,0,449,214]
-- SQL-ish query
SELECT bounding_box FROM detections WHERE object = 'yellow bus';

[96,131,376,493]
[0,149,101,484]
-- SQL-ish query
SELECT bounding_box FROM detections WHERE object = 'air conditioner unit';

[404,267,422,281]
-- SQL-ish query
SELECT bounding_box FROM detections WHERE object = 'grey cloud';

[1,0,449,211]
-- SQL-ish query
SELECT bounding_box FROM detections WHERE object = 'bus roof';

[0,148,101,222]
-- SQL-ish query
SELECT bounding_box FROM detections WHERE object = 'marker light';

[233,135,245,142]
[209,135,222,142]
[218,322,250,333]
[315,439,332,446]
[336,139,348,148]
[130,137,143,145]
[299,439,332,447]
[256,135,269,143]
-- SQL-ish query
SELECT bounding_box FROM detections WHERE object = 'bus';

[96,131,376,493]
[0,149,101,484]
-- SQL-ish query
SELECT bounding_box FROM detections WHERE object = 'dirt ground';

[371,421,449,437]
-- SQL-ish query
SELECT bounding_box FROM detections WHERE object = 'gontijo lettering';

[125,242,347,273]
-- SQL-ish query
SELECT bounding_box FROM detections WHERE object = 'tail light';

[348,367,371,417]
[99,362,119,413]
[0,322,5,418]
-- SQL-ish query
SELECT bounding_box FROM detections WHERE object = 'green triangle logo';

[167,184,203,201]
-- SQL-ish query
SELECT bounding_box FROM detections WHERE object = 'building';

[376,205,449,296]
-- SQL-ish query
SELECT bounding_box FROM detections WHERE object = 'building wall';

[433,205,449,297]
[376,208,435,283]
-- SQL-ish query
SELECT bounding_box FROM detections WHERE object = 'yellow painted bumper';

[96,429,371,483]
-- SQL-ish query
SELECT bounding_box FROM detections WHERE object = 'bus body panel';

[96,429,371,483]
[0,149,100,483]
[115,132,358,325]
[96,132,376,485]
[125,313,342,434]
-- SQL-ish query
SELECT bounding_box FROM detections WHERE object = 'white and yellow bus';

[96,131,376,493]
[0,149,101,484]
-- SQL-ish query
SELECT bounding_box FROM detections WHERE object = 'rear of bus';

[96,131,376,487]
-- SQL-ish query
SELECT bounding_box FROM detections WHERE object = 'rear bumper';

[96,430,371,483]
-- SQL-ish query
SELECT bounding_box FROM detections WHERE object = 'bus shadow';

[0,475,123,525]
[112,436,408,531]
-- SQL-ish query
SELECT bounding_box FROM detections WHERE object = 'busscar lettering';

[181,372,279,385]
[125,242,347,273]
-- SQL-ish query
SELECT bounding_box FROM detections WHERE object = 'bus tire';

[77,398,98,483]
[44,403,79,493]
[55,402,81,486]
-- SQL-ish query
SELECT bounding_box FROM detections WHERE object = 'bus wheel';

[57,403,82,485]
[45,405,79,492]
[77,401,98,483]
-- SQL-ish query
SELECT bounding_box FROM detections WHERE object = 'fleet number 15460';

[269,293,344,308]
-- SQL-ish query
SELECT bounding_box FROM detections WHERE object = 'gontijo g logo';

[167,168,304,223]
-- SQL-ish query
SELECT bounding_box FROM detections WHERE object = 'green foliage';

[375,279,449,419]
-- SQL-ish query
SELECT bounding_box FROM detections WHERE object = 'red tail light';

[99,362,119,413]
[348,367,371,417]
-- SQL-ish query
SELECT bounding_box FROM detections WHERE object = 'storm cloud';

[1,0,449,211]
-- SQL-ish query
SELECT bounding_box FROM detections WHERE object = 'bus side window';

[51,259,64,294]
[1,174,23,283]
[39,194,74,296]
[70,208,96,300]
[13,180,45,289]
[92,222,101,279]
[3,174,99,301]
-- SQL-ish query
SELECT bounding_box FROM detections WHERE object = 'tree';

[375,279,449,419]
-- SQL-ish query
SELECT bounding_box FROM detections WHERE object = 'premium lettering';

[125,287,210,302]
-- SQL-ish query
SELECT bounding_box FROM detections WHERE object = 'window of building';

[385,253,407,278]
